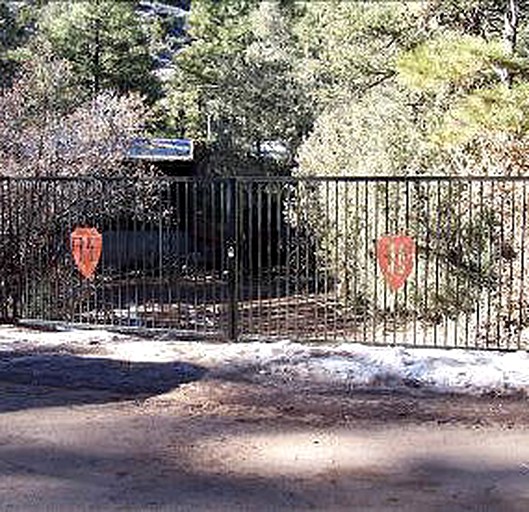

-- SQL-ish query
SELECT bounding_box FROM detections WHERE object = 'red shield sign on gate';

[71,227,102,280]
[376,235,415,291]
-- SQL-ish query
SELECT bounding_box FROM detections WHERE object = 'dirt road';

[0,348,529,512]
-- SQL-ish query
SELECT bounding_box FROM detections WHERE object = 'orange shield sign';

[71,227,102,280]
[376,235,415,291]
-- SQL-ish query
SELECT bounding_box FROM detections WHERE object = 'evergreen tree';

[38,1,160,101]
[165,0,312,174]
[0,0,35,88]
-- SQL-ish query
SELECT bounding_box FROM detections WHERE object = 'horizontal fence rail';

[0,175,528,350]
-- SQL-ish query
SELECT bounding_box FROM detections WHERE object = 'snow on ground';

[0,325,528,396]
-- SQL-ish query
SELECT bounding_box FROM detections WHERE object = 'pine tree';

[38,1,160,101]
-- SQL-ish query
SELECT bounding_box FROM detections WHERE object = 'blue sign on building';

[127,138,194,161]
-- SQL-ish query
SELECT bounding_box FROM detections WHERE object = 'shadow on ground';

[0,437,526,511]
[0,350,206,412]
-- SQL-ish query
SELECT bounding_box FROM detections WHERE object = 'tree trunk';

[504,0,518,56]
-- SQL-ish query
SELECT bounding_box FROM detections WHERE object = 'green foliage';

[423,0,526,37]
[395,30,529,159]
[292,1,425,109]
[167,0,312,173]
[38,1,160,100]
[397,32,509,92]
[434,83,529,145]
[166,0,425,173]
[0,0,35,88]
[165,0,255,141]
[296,85,427,178]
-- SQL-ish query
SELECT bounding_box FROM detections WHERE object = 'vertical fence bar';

[257,183,263,338]
[333,180,339,340]
[454,180,462,347]
[202,180,209,331]
[0,180,4,321]
[15,179,23,321]
[266,185,273,336]
[382,180,389,343]
[146,181,154,327]
[343,182,350,340]
[192,181,198,333]
[100,179,108,325]
[444,180,452,347]
[246,182,253,336]
[465,181,473,349]
[210,180,219,332]
[496,183,505,349]
[130,181,138,327]
[363,180,369,344]
[285,183,292,337]
[412,181,419,347]
[508,182,516,349]
[476,179,485,346]
[219,180,227,335]
[405,180,412,347]
[5,178,13,321]
[373,181,379,344]
[393,180,400,347]
[383,180,389,343]
[179,179,189,330]
[433,180,442,347]
[92,179,101,325]
[199,179,206,333]
[226,177,238,341]
[502,182,518,349]
[1,179,9,320]
[157,180,164,328]
[304,184,312,340]
[353,182,360,342]
[0,179,11,321]
[421,181,429,346]
[275,183,282,337]
[465,182,472,347]
[0,180,5,320]
[323,181,330,341]
[10,178,16,321]
[116,181,124,326]
[518,181,527,350]
[486,180,495,349]
[294,181,301,338]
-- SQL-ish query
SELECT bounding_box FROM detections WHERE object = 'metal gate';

[1,175,528,350]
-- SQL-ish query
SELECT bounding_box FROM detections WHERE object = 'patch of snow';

[0,325,124,349]
[0,326,528,396]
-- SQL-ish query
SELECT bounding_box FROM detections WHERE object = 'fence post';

[226,177,239,341]
[0,178,7,322]
[0,178,19,324]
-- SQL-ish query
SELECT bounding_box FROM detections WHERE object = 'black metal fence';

[1,175,529,350]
